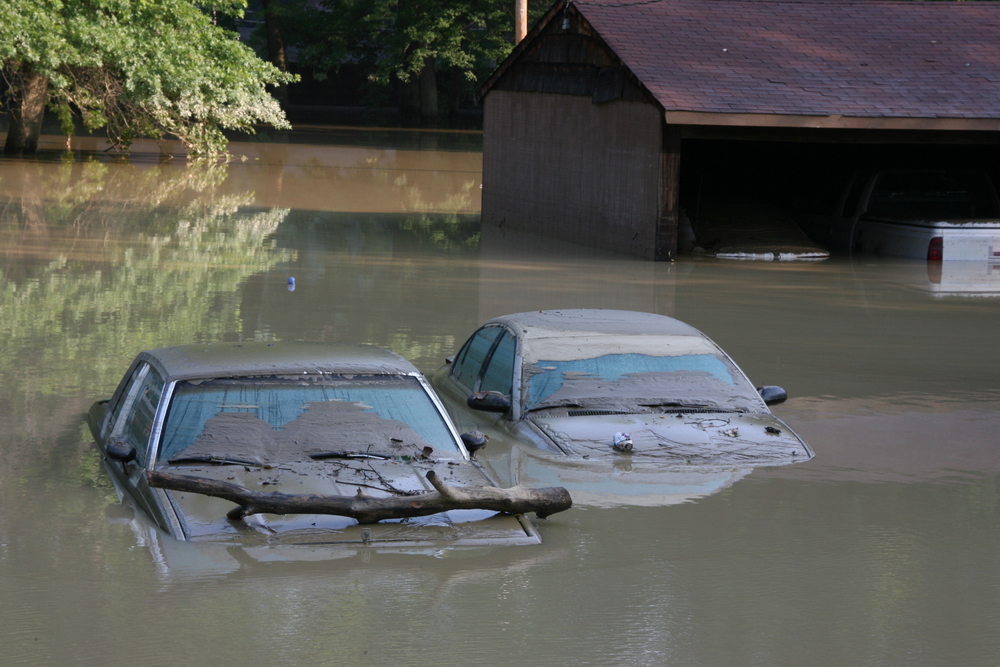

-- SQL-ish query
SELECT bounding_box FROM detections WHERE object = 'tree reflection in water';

[0,156,294,494]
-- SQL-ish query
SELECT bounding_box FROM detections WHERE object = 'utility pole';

[515,0,528,42]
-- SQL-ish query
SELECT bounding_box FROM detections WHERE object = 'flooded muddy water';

[1,132,998,667]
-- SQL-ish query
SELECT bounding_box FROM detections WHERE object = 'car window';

[116,364,165,465]
[104,362,144,440]
[479,330,515,396]
[523,352,762,413]
[452,326,503,390]
[158,374,461,464]
[867,171,1000,219]
[842,174,866,217]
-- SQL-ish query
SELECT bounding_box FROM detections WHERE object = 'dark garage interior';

[677,135,1000,254]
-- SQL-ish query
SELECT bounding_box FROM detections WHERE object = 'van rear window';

[868,172,1000,220]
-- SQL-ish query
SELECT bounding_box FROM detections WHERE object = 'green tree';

[0,0,297,157]
[284,0,515,120]
[260,0,291,108]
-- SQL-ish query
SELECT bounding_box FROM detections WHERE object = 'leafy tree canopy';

[359,0,514,86]
[284,0,514,89]
[1,0,297,156]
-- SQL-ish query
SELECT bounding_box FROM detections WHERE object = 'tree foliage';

[281,0,515,114]
[0,0,297,156]
[356,0,514,86]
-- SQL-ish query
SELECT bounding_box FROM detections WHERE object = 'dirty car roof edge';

[139,341,418,381]
[485,309,705,339]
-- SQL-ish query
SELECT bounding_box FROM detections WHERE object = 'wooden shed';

[477,0,1000,260]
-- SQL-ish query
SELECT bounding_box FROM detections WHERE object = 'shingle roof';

[518,0,1000,121]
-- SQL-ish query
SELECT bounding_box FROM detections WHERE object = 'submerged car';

[796,170,1000,260]
[431,310,812,502]
[88,342,549,551]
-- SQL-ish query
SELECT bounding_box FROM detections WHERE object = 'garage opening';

[676,135,1000,258]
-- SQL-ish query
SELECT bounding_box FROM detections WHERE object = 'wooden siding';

[658,125,680,260]
[489,26,651,107]
[482,90,663,259]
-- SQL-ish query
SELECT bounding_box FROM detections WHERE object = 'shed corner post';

[656,122,681,261]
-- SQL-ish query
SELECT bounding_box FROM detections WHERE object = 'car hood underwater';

[531,410,810,464]
[128,457,541,549]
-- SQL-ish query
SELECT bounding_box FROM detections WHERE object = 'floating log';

[147,469,572,524]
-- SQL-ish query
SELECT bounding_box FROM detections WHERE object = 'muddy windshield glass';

[524,353,763,413]
[158,375,459,463]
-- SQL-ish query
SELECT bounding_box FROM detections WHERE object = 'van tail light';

[927,236,943,262]
[927,236,943,283]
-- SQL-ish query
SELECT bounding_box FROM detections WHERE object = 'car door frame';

[103,358,182,535]
[449,323,523,421]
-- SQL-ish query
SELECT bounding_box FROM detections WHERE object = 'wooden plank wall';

[482,90,664,259]
[657,125,681,260]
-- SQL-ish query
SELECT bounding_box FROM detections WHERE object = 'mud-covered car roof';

[138,341,417,381]
[485,309,703,339]
[469,309,768,418]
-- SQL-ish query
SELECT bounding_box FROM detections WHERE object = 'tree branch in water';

[146,469,572,524]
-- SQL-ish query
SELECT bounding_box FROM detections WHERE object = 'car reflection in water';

[432,309,814,507]
[920,257,1000,297]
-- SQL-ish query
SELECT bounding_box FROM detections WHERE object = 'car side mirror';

[106,439,137,463]
[460,430,489,458]
[757,386,788,406]
[467,391,511,413]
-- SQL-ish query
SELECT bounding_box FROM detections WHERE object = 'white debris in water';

[716,251,829,261]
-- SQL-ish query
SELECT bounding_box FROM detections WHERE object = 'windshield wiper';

[309,451,394,461]
[529,400,716,414]
[526,402,583,413]
[636,401,714,410]
[167,455,263,466]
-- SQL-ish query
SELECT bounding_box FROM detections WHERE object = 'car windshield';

[521,335,764,413]
[157,374,460,464]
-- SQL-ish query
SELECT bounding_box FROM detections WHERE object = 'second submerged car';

[432,310,813,495]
